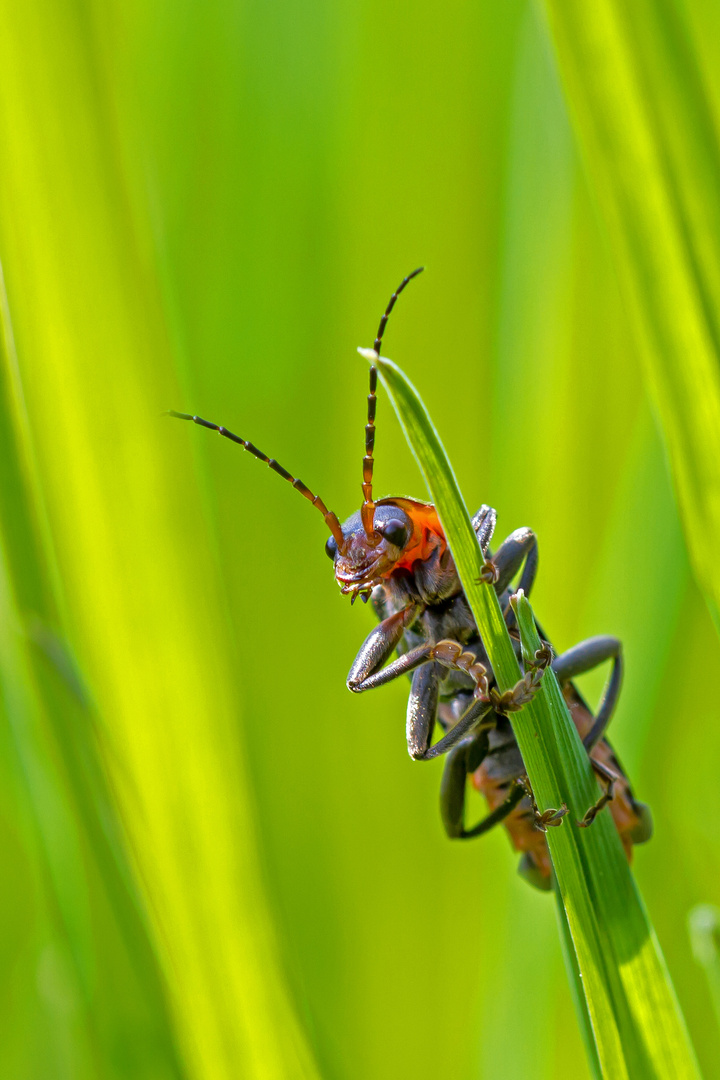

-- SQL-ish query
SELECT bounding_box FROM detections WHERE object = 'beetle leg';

[407,639,501,760]
[414,697,494,760]
[409,637,549,761]
[428,640,490,697]
[464,785,527,837]
[486,644,552,714]
[471,504,497,553]
[482,527,538,597]
[551,636,623,751]
[577,759,618,828]
[347,601,425,692]
[488,667,544,714]
[440,734,526,838]
[351,641,437,693]
[407,678,493,761]
[517,775,568,832]
[406,661,441,758]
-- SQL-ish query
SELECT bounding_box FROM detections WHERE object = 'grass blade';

[555,894,602,1080]
[539,0,720,631]
[0,7,322,1076]
[0,259,186,1078]
[371,350,700,1079]
[688,905,720,1032]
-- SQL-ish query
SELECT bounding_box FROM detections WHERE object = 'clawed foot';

[430,640,490,699]
[476,559,499,585]
[537,805,569,830]
[576,776,616,829]
[518,776,568,833]
[488,646,551,713]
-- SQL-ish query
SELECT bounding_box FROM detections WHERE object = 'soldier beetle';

[170,269,652,889]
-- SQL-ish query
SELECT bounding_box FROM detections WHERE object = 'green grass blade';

[689,905,720,1031]
[555,895,602,1080]
[0,261,186,1078]
[372,350,700,1079]
[0,6,321,1077]
[539,0,720,630]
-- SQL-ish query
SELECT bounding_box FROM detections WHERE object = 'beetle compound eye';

[325,535,338,560]
[379,519,408,548]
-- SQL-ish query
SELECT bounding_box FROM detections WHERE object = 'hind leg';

[551,635,622,750]
[577,759,618,828]
[551,636,640,830]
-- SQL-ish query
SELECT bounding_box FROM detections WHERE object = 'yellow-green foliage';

[0,1,718,1078]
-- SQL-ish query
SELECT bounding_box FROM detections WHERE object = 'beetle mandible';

[170,268,652,889]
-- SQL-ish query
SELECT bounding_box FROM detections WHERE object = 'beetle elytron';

[170,269,652,889]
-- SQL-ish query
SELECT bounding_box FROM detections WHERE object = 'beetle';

[170,268,653,889]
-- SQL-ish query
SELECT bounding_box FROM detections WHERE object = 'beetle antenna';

[361,266,424,538]
[168,411,345,549]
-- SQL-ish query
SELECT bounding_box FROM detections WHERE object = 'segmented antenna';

[169,411,345,549]
[361,266,424,538]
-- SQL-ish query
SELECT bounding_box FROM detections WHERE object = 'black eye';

[325,535,338,560]
[379,518,408,548]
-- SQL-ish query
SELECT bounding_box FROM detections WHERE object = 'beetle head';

[326,501,413,600]
[326,497,446,602]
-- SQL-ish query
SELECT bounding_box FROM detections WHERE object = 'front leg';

[407,640,493,760]
[483,527,538,598]
[471,504,497,553]
[347,601,424,691]
[486,642,552,714]
[409,638,549,761]
[406,638,550,762]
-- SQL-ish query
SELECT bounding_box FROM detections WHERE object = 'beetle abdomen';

[471,684,649,887]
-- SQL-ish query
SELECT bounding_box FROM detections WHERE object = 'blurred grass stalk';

[0,5,320,1079]
[540,0,720,631]
[688,905,720,1031]
[0,257,185,1078]
[374,351,700,1079]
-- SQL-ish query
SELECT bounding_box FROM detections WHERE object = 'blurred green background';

[0,0,718,1077]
